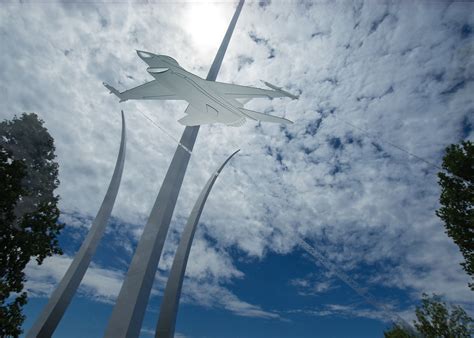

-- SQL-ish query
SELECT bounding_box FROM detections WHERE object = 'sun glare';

[184,3,229,50]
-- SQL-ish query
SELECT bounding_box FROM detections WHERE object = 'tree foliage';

[414,294,472,337]
[384,324,416,338]
[384,293,473,338]
[436,141,474,290]
[0,113,63,337]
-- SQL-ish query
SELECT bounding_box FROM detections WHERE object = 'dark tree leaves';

[436,141,474,290]
[383,324,417,338]
[384,294,473,338]
[0,113,63,337]
[414,294,473,337]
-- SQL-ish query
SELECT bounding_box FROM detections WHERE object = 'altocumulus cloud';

[0,0,473,325]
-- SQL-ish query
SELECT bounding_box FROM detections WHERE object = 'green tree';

[384,294,473,338]
[436,141,474,290]
[0,113,63,337]
[384,324,416,338]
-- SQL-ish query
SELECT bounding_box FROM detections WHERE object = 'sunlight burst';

[184,3,229,50]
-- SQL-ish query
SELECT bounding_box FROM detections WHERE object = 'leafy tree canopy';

[436,141,474,290]
[384,293,473,338]
[0,113,63,337]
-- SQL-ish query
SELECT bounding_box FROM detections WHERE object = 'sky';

[1,0,473,337]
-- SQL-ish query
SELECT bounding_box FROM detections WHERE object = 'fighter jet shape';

[104,50,298,127]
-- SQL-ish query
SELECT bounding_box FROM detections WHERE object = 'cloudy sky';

[1,0,473,337]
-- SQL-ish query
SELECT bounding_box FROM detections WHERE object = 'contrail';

[298,238,418,334]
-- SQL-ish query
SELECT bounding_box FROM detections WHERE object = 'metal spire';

[27,111,127,338]
[155,150,239,338]
[104,1,245,337]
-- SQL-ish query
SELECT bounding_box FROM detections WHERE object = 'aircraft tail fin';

[103,82,127,102]
[239,108,293,125]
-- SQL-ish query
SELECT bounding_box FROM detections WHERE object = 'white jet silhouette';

[104,50,298,126]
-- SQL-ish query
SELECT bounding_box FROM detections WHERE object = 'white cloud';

[24,255,124,304]
[287,301,412,324]
[182,279,280,320]
[290,276,337,296]
[155,230,279,319]
[2,0,473,329]
[140,326,187,338]
[24,231,279,320]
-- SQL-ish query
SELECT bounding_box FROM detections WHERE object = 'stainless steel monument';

[28,1,298,336]
[104,1,245,337]
[27,111,127,338]
[155,150,239,338]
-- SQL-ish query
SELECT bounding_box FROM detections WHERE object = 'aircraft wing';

[103,80,180,102]
[239,108,293,125]
[207,81,298,100]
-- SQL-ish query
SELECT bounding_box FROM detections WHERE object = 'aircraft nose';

[136,50,155,59]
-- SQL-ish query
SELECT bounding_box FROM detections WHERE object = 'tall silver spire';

[155,150,239,338]
[104,1,245,337]
[27,111,127,338]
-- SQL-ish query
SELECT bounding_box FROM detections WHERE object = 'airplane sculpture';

[104,50,298,126]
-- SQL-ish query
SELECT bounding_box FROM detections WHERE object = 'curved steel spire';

[155,150,239,338]
[104,1,245,337]
[27,111,127,338]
